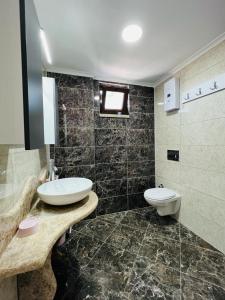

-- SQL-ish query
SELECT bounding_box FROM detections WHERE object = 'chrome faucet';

[48,159,58,181]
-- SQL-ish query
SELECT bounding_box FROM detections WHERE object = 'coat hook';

[196,88,202,96]
[210,81,217,91]
[184,93,190,101]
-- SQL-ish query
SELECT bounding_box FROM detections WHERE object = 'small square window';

[99,83,129,118]
[105,91,124,110]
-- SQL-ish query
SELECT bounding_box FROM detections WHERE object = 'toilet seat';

[144,188,177,203]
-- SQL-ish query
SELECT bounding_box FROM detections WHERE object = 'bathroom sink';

[37,177,93,205]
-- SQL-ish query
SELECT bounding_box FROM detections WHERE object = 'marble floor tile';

[120,209,154,231]
[181,274,225,300]
[72,219,91,233]
[70,244,135,298]
[137,207,178,227]
[126,258,181,300]
[130,205,156,215]
[87,243,136,275]
[181,242,225,289]
[53,208,225,300]
[72,217,117,241]
[144,223,180,242]
[73,268,131,300]
[64,232,103,268]
[96,210,127,225]
[139,238,181,271]
[107,224,146,254]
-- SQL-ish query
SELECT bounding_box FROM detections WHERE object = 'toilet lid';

[144,188,176,201]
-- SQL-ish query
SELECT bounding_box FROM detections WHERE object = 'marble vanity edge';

[0,191,98,280]
[0,167,48,256]
[0,178,39,256]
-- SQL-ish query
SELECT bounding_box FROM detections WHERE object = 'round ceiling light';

[122,24,143,43]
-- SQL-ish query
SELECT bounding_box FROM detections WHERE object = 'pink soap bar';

[17,217,39,237]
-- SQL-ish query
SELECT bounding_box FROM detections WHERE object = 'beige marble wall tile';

[180,60,225,92]
[180,40,225,81]
[179,188,225,253]
[180,91,225,125]
[181,118,225,146]
[181,164,225,201]
[197,193,225,228]
[178,186,198,221]
[180,145,225,173]
[180,186,225,226]
[154,85,164,102]
[155,175,181,194]
[155,109,180,129]
[155,40,225,254]
[155,161,181,185]
[155,125,181,147]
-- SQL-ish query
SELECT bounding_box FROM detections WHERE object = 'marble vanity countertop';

[0,192,98,279]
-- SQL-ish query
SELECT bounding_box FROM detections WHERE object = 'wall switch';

[167,150,179,161]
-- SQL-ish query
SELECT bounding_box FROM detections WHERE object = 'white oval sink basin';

[37,177,93,205]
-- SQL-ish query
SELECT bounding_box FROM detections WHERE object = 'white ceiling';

[34,0,225,86]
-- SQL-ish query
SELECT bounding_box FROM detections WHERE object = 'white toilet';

[144,188,181,216]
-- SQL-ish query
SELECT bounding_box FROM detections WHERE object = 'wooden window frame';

[99,84,129,117]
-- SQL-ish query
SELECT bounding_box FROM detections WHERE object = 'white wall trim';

[154,31,225,87]
[46,66,155,87]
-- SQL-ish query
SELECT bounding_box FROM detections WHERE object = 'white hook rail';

[182,73,225,103]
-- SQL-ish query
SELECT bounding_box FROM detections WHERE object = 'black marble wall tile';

[97,196,128,215]
[59,108,94,128]
[51,72,155,215]
[58,165,96,182]
[127,113,154,129]
[58,87,93,109]
[94,112,127,129]
[127,193,148,210]
[129,96,154,113]
[129,85,154,98]
[95,146,127,164]
[127,176,155,195]
[95,129,126,146]
[55,147,95,167]
[93,79,99,94]
[128,161,155,178]
[127,145,155,161]
[59,128,95,147]
[47,72,93,89]
[127,129,154,146]
[96,179,127,198]
[96,163,127,181]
